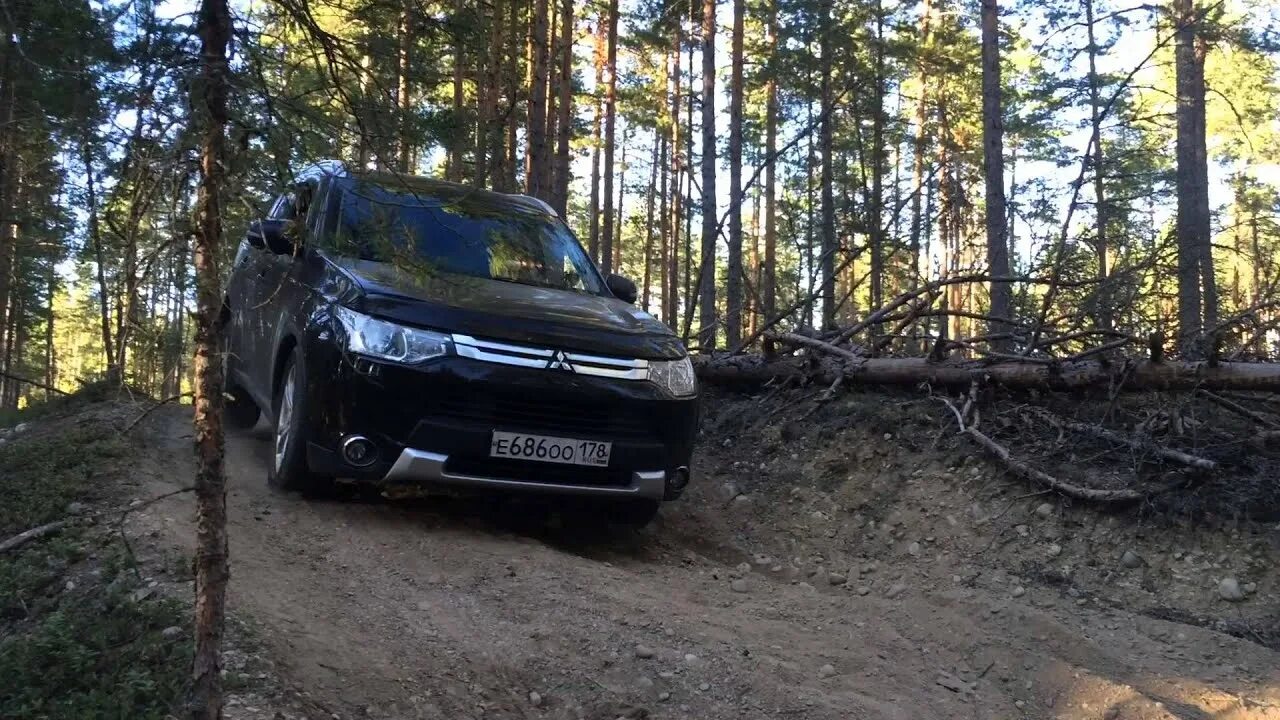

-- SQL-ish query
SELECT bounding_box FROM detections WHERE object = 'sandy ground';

[129,400,1280,720]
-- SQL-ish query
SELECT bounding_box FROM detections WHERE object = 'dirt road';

[134,404,1280,720]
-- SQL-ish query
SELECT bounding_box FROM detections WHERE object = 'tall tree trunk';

[616,141,628,265]
[44,261,54,396]
[190,2,231,718]
[473,23,491,187]
[698,0,718,348]
[488,0,508,189]
[449,0,465,182]
[762,1,778,322]
[80,133,116,378]
[980,0,1012,342]
[525,0,550,199]
[1084,0,1109,329]
[667,29,683,329]
[587,15,606,261]
[683,33,695,338]
[724,0,744,348]
[818,6,836,330]
[504,0,519,190]
[659,131,670,320]
[908,0,932,287]
[600,0,620,273]
[869,0,886,322]
[551,0,573,216]
[397,2,413,173]
[1174,0,1214,352]
[643,132,659,311]
[0,29,13,378]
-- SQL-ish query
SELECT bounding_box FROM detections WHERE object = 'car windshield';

[325,176,603,295]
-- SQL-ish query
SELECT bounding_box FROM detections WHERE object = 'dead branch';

[121,392,192,434]
[0,520,71,554]
[1033,410,1218,470]
[763,331,863,362]
[1197,390,1280,428]
[1064,337,1139,362]
[0,371,69,396]
[934,396,1151,503]
[966,426,1151,502]
[0,487,195,556]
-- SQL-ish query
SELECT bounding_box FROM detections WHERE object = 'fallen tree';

[695,353,1280,392]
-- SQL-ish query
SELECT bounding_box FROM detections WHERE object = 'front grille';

[445,456,633,487]
[427,389,657,441]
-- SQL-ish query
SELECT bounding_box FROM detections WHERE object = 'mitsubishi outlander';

[222,162,698,526]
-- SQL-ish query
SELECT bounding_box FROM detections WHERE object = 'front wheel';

[268,354,333,496]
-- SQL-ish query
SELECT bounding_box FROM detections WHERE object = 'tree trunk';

[667,29,683,329]
[525,0,550,199]
[587,15,606,261]
[869,0,886,325]
[980,0,1011,343]
[44,262,54,396]
[616,141,627,268]
[80,133,116,379]
[504,0,519,190]
[908,0,932,287]
[397,2,413,173]
[190,2,231,718]
[725,0,744,348]
[683,35,695,339]
[818,6,836,330]
[449,0,465,182]
[762,0,778,323]
[643,132,659,311]
[551,0,573,216]
[695,354,1280,393]
[600,0,620,273]
[1175,0,1212,352]
[1083,0,1108,329]
[698,0,718,349]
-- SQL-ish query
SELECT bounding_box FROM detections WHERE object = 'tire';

[225,384,261,430]
[608,499,661,528]
[267,353,333,496]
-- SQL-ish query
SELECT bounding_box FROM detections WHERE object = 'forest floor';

[65,388,1280,719]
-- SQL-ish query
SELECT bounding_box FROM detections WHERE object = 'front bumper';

[299,344,699,501]
[381,449,670,500]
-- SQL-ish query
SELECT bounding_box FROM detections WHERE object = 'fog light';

[341,435,377,467]
[670,466,690,492]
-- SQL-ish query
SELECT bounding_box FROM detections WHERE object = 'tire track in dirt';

[136,406,1280,720]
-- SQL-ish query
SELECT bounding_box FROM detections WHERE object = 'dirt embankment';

[112,388,1280,720]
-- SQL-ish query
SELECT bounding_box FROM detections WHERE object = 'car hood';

[327,255,687,360]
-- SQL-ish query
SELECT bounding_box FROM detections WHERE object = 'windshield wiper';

[489,275,584,294]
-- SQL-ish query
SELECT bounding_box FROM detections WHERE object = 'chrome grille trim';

[451,333,650,380]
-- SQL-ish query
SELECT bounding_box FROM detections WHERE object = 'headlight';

[333,306,451,364]
[648,356,696,398]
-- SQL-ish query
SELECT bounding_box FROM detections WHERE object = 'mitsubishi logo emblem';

[547,350,574,372]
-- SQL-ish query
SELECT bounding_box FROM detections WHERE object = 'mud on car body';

[222,161,698,526]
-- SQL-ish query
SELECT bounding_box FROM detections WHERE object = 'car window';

[324,177,604,296]
[269,192,297,220]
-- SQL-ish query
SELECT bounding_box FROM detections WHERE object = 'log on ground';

[694,354,1280,392]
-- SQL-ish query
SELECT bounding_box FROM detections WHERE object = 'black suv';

[223,162,698,525]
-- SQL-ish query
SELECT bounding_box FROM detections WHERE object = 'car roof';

[296,161,558,219]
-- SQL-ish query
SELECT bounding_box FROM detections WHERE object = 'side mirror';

[606,273,638,304]
[246,219,295,255]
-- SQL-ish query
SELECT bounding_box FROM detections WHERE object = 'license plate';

[490,431,612,467]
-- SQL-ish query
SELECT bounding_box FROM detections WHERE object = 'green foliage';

[0,400,191,720]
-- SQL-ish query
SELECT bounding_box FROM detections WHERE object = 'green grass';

[0,394,193,720]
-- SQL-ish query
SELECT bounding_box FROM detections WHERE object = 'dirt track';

[134,403,1280,720]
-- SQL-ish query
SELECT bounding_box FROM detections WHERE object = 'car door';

[244,189,301,400]
[224,237,260,391]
